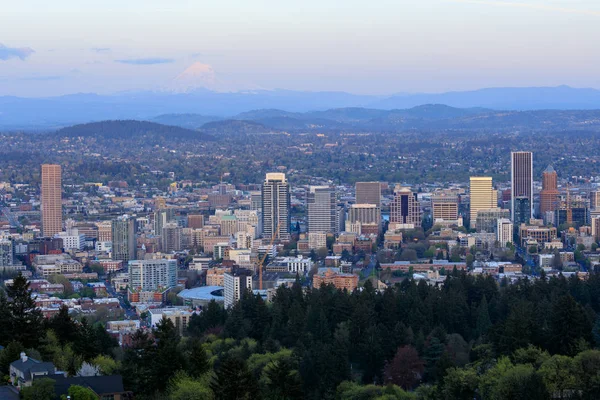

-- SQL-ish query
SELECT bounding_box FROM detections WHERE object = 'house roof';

[48,375,126,396]
[10,357,55,380]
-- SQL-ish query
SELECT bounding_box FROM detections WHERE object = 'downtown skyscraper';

[41,164,63,237]
[112,215,136,262]
[469,177,497,229]
[511,151,533,225]
[262,173,291,241]
[307,186,337,234]
[540,165,559,216]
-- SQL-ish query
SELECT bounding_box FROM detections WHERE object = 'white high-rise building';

[262,173,291,241]
[128,259,177,292]
[307,186,337,234]
[497,218,513,246]
[224,270,253,308]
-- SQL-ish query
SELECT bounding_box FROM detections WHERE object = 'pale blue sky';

[1,0,599,96]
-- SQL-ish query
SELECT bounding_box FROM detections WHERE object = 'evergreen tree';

[187,339,210,377]
[49,305,79,345]
[5,273,44,347]
[475,296,492,338]
[210,356,260,400]
[153,317,185,393]
[264,358,303,400]
[550,294,592,355]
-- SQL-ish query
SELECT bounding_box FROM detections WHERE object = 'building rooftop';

[178,286,224,302]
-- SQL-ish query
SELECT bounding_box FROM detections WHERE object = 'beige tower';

[470,177,496,228]
[41,164,63,237]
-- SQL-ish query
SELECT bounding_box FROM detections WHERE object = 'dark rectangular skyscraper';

[511,152,533,224]
[355,182,381,207]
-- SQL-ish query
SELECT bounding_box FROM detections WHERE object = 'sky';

[1,0,600,97]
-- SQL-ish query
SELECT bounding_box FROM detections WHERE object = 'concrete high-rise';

[431,194,459,221]
[41,164,63,237]
[162,222,182,253]
[262,173,291,241]
[470,177,497,228]
[307,186,337,234]
[511,151,533,223]
[128,259,177,292]
[224,270,253,308]
[112,216,136,262]
[497,218,513,246]
[390,186,421,228]
[355,182,381,207]
[540,165,559,216]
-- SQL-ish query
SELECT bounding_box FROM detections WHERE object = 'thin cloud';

[115,58,174,65]
[448,0,600,16]
[91,47,111,53]
[0,43,35,61]
[18,76,63,81]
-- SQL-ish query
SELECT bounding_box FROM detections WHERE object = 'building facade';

[224,270,253,308]
[112,216,136,262]
[389,186,421,228]
[470,177,497,228]
[41,164,63,237]
[307,186,337,234]
[262,173,291,241]
[540,165,559,215]
[128,259,177,292]
[355,181,381,207]
[511,151,533,223]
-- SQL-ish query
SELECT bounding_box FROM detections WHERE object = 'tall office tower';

[162,222,182,252]
[431,195,459,221]
[250,192,262,211]
[469,177,497,228]
[540,165,559,215]
[112,216,136,261]
[128,259,177,292]
[307,186,337,234]
[355,182,381,207]
[497,218,514,246]
[261,173,291,241]
[389,186,421,227]
[41,164,63,237]
[187,214,204,229]
[511,151,533,223]
[224,270,253,308]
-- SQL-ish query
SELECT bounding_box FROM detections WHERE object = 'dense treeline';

[3,271,600,399]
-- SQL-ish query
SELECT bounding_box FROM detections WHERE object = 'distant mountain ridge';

[2,85,600,130]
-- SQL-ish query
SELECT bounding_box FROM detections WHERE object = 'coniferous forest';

[3,270,600,399]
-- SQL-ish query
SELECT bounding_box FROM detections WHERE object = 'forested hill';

[55,120,215,141]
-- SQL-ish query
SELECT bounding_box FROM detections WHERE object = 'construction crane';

[257,220,281,290]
